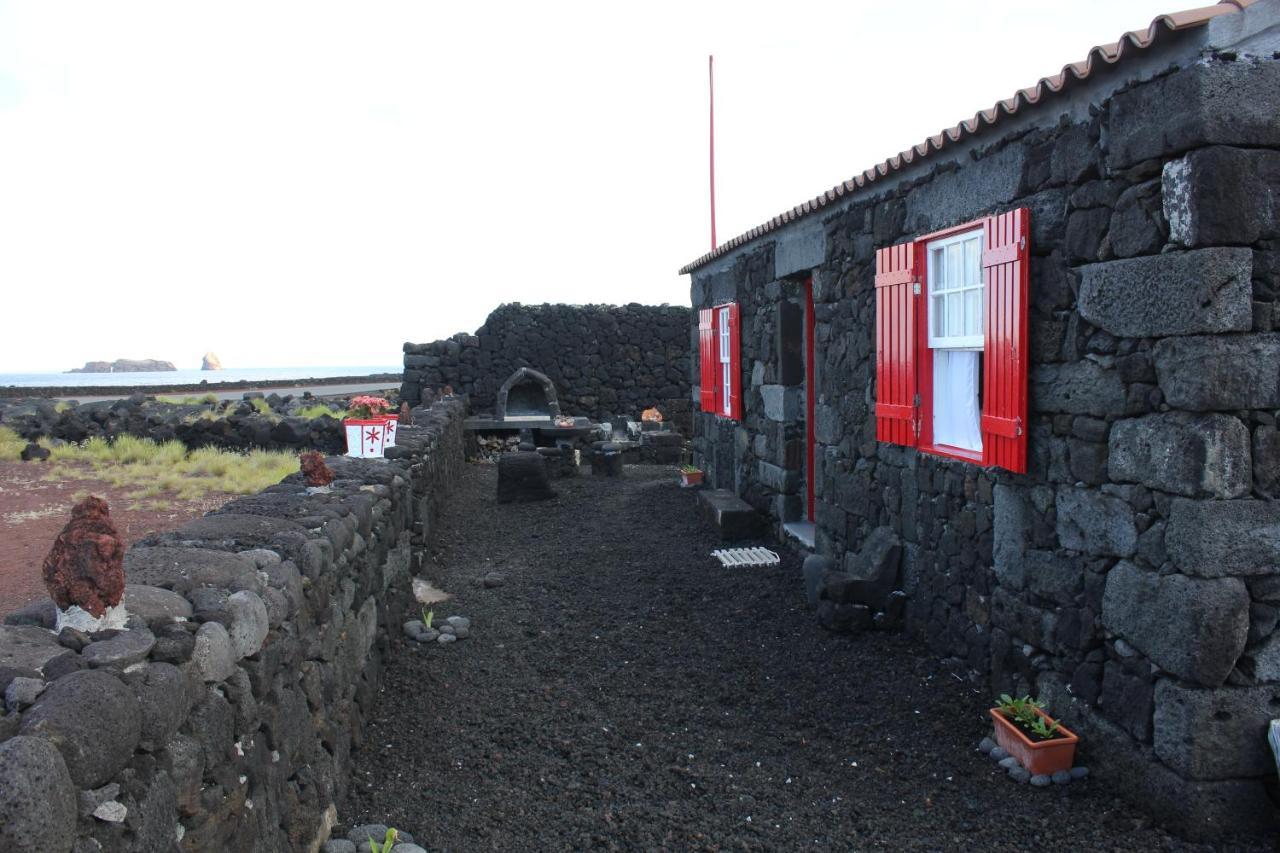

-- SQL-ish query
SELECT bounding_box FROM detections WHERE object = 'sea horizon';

[0,364,402,388]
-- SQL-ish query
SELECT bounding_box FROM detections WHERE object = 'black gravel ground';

[342,464,1269,852]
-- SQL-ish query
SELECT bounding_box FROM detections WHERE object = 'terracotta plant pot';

[680,470,704,488]
[989,706,1079,776]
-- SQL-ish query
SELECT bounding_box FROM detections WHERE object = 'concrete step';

[697,489,760,541]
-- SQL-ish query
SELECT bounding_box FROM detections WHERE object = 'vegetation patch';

[27,432,298,508]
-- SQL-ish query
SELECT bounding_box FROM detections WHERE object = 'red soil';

[0,460,229,617]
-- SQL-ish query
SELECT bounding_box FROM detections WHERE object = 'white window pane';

[964,237,981,285]
[965,289,983,337]
[946,293,962,338]
[932,349,983,452]
[949,243,963,290]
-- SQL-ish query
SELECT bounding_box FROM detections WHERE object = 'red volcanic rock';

[41,496,126,617]
[300,451,334,487]
[399,401,412,427]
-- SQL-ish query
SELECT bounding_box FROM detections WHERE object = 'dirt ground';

[342,464,1270,852]
[0,460,228,616]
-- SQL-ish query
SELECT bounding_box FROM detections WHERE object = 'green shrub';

[0,426,26,461]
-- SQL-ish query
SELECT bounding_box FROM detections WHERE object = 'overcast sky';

[0,0,1180,372]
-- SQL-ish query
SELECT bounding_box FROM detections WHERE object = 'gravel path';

[343,464,1267,851]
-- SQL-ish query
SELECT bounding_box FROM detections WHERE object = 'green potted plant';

[990,694,1079,776]
[679,464,704,488]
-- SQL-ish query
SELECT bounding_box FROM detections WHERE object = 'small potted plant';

[345,395,392,458]
[679,464,704,488]
[990,695,1079,776]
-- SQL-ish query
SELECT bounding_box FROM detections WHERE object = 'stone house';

[682,0,1280,836]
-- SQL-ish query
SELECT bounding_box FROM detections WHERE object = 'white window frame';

[718,307,732,416]
[926,229,984,454]
[926,230,984,351]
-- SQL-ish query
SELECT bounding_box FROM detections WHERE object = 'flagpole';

[709,54,717,251]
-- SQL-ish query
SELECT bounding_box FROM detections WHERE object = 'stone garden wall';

[0,398,466,853]
[402,303,692,433]
[688,8,1280,839]
[0,394,353,454]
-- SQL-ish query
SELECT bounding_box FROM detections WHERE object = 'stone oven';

[495,367,561,423]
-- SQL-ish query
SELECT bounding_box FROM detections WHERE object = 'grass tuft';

[295,404,340,419]
[0,426,27,461]
[157,394,220,406]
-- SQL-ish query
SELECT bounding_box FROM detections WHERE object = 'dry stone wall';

[402,303,692,432]
[689,29,1280,839]
[0,398,465,853]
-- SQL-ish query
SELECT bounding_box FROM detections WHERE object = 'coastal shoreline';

[0,372,401,400]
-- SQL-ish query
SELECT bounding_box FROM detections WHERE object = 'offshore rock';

[42,496,126,619]
[201,351,223,370]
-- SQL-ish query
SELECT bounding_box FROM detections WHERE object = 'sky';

[0,0,1182,372]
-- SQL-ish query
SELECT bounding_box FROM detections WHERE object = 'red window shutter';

[874,241,918,447]
[726,302,743,421]
[980,208,1030,473]
[698,308,716,413]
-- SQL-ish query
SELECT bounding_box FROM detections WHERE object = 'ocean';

[0,365,402,388]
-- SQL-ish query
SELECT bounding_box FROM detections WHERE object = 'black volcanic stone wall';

[402,303,692,433]
[690,49,1280,838]
[0,399,465,853]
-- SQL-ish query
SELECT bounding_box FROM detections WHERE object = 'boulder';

[1101,561,1248,687]
[81,628,156,669]
[0,736,77,853]
[124,547,262,595]
[226,591,269,659]
[839,526,901,609]
[0,625,69,675]
[19,669,142,788]
[123,584,193,626]
[41,496,125,618]
[193,621,236,682]
[132,662,197,752]
[801,555,831,609]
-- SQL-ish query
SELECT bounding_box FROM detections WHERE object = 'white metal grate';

[710,547,780,568]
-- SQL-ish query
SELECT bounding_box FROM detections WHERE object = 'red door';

[805,277,816,522]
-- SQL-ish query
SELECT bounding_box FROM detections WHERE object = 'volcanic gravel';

[343,464,1269,852]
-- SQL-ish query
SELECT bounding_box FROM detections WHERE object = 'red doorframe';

[805,276,816,522]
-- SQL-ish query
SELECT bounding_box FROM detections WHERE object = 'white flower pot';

[344,418,386,458]
[381,414,399,448]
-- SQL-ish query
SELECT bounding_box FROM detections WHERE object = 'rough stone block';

[697,489,759,541]
[496,452,556,504]
[1163,146,1280,247]
[1153,681,1280,780]
[19,669,142,788]
[1076,249,1252,338]
[992,485,1030,590]
[1030,361,1126,417]
[841,526,902,609]
[1107,413,1251,499]
[1025,551,1085,605]
[757,460,799,494]
[1108,57,1280,169]
[760,385,801,422]
[1101,661,1154,742]
[1101,561,1248,687]
[1056,487,1136,557]
[1153,334,1280,411]
[0,736,77,853]
[1254,425,1280,496]
[1165,498,1280,577]
[773,227,824,279]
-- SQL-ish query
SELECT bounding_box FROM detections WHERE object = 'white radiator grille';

[710,547,780,568]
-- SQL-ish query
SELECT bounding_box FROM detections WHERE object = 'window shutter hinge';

[912,281,921,295]
[1019,236,1026,251]
[1015,417,1023,437]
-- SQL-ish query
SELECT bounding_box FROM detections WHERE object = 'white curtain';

[932,349,982,452]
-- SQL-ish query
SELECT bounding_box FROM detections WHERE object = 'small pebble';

[416,628,439,644]
[446,616,471,631]
[437,633,457,645]
[1070,766,1090,780]
[1009,768,1031,783]
[989,747,1008,761]
[1051,770,1072,785]
[1030,774,1051,787]
[482,572,506,588]
[997,757,1020,770]
[452,625,470,639]
[439,624,456,635]
[977,737,995,754]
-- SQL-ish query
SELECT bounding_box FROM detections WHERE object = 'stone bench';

[697,489,760,541]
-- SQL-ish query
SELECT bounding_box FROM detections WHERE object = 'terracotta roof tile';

[679,0,1256,275]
